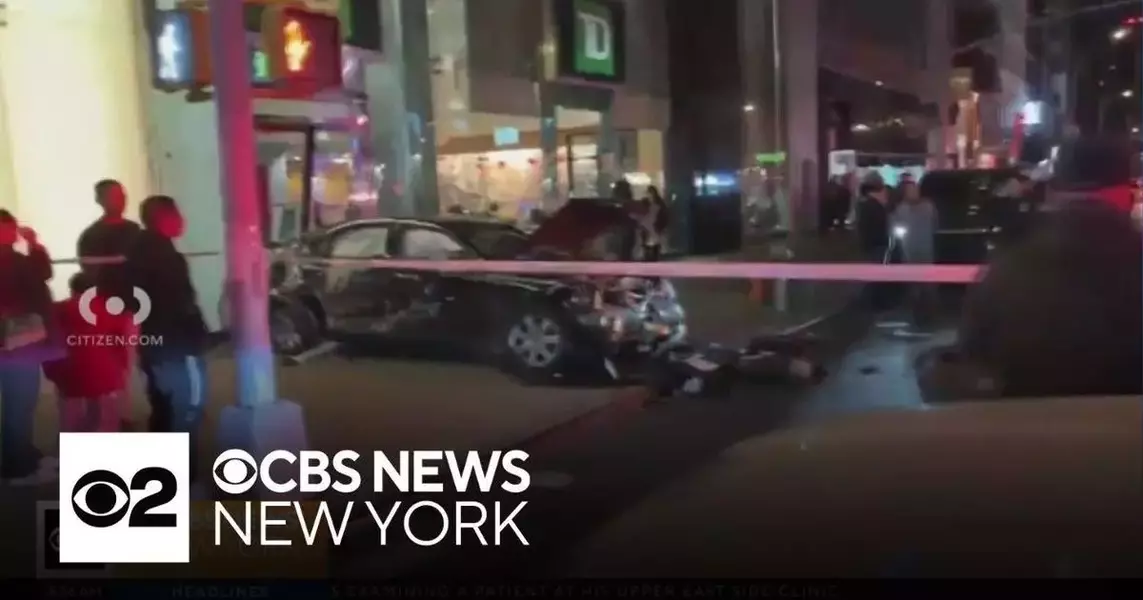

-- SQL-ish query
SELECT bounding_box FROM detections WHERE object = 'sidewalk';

[673,232,865,347]
[30,358,622,465]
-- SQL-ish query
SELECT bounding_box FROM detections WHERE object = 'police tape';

[49,252,985,283]
[284,256,986,284]
[51,251,221,266]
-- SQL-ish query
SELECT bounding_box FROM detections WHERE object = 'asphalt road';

[333,295,964,577]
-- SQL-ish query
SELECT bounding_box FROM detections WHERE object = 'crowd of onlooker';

[1,180,208,486]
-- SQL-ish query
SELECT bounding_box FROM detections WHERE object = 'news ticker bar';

[26,578,1132,599]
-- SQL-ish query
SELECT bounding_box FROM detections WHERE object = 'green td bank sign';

[560,0,625,82]
[574,0,615,77]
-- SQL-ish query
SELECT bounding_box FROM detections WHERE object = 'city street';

[333,297,962,578]
[2,278,855,578]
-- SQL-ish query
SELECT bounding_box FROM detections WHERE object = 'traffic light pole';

[208,0,308,464]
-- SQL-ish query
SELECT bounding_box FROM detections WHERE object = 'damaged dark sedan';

[268,199,687,382]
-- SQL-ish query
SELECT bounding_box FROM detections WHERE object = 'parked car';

[268,199,687,382]
[920,168,1041,265]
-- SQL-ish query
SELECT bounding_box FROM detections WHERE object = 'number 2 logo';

[71,468,179,528]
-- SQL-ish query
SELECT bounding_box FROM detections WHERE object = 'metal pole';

[208,0,276,408]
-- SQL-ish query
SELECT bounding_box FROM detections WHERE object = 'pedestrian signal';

[261,6,342,91]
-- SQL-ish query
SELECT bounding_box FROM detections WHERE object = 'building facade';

[671,0,954,237]
[0,0,672,328]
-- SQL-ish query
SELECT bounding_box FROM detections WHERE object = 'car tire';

[497,307,572,384]
[270,300,321,357]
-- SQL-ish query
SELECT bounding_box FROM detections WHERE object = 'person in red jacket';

[43,273,134,432]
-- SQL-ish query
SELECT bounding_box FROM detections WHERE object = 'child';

[43,272,132,433]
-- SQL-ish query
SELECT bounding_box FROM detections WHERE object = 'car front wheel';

[501,310,570,382]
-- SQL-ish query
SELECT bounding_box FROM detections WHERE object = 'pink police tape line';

[289,256,986,284]
[53,253,985,284]
[52,251,220,266]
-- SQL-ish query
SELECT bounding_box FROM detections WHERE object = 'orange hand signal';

[283,20,312,72]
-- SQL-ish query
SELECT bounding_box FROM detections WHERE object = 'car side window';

[399,228,472,259]
[329,226,390,258]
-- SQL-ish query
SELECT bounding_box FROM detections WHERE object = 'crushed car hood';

[524,198,637,259]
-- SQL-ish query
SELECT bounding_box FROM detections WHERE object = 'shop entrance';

[556,107,604,197]
[543,84,616,201]
[254,115,373,244]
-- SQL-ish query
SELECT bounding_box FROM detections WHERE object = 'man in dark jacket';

[955,138,1141,398]
[77,179,142,431]
[855,177,897,309]
[855,179,891,262]
[956,201,1141,398]
[125,196,209,480]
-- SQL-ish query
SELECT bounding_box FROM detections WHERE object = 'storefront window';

[428,0,543,227]
[622,129,666,198]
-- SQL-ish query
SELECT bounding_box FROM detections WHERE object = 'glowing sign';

[151,10,194,88]
[261,6,343,91]
[283,20,313,72]
[251,46,272,85]
[157,22,183,81]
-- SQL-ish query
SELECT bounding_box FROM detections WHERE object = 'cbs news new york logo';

[47,433,326,577]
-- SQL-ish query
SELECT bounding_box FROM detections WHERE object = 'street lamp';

[1122,89,1134,98]
[1111,27,1130,41]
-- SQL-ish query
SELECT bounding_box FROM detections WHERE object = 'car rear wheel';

[501,310,570,382]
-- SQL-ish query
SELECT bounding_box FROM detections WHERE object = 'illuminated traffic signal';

[261,5,342,91]
[151,10,194,89]
[149,6,212,90]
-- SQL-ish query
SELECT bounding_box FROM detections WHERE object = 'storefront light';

[1021,101,1043,126]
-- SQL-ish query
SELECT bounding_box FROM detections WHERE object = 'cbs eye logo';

[213,449,259,495]
[71,467,178,528]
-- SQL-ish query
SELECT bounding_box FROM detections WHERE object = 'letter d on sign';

[573,0,615,77]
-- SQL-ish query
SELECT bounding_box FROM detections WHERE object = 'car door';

[322,224,394,333]
[388,225,476,340]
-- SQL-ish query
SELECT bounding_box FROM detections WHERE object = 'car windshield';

[445,222,530,258]
[921,170,1021,203]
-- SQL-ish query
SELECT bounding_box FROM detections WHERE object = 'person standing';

[820,176,852,233]
[0,210,60,485]
[77,179,142,431]
[640,186,670,261]
[855,176,895,309]
[124,196,209,481]
[612,179,640,260]
[891,178,938,326]
[78,179,141,294]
